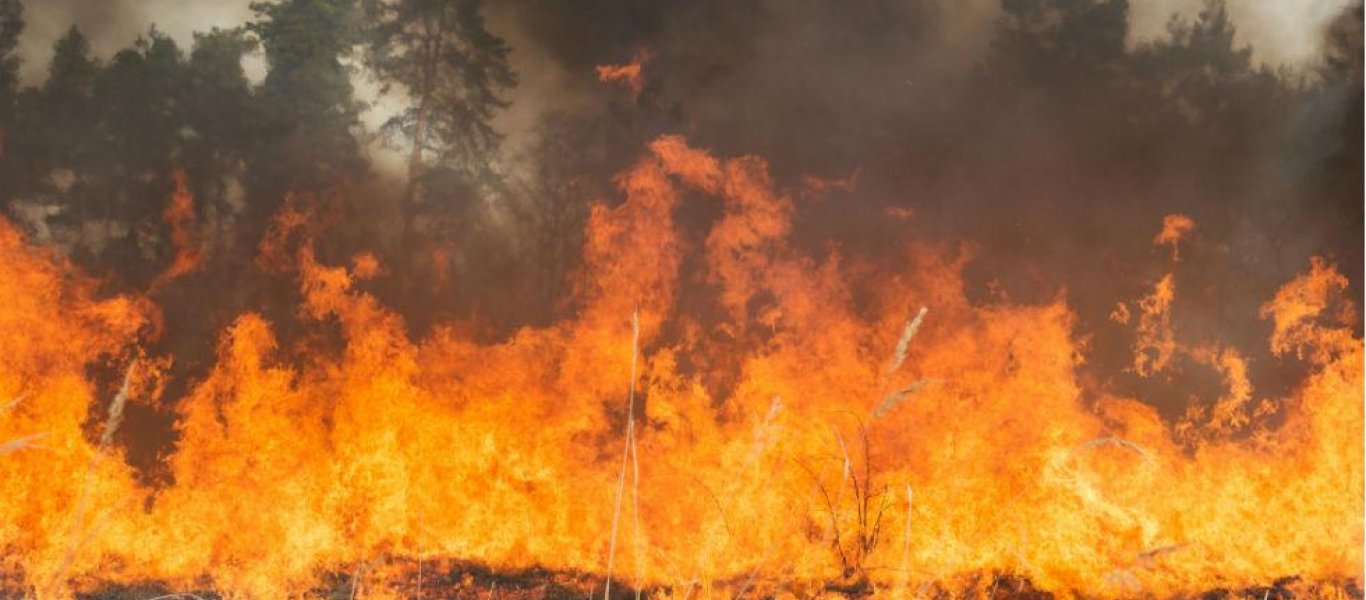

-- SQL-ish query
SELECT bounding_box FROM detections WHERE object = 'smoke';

[17,1,1353,122]
[16,0,253,85]
[479,0,1363,418]
[6,0,1362,419]
[1130,0,1359,64]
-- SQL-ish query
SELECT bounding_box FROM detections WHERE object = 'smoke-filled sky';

[15,0,1359,86]
[12,0,1357,185]
[16,0,255,84]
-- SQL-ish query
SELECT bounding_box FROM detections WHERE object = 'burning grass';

[0,137,1360,599]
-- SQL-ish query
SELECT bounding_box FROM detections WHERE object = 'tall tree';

[239,0,370,354]
[182,27,260,251]
[30,27,100,234]
[246,0,365,220]
[363,0,516,237]
[87,28,189,276]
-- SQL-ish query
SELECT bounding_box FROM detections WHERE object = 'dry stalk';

[898,485,913,599]
[44,366,133,598]
[872,380,933,419]
[630,423,642,600]
[873,307,931,420]
[416,503,425,598]
[804,422,892,588]
[798,458,850,575]
[0,432,46,456]
[0,395,44,457]
[889,307,928,373]
[606,307,642,600]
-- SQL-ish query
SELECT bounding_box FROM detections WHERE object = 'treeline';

[0,0,1359,363]
[0,0,535,366]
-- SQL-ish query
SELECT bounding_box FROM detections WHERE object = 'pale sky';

[17,0,255,85]
[1128,0,1355,64]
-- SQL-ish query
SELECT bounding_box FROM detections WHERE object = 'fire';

[597,50,653,100]
[0,137,1360,598]
[1152,214,1195,261]
[151,170,204,291]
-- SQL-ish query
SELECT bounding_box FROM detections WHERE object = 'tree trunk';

[404,100,427,239]
[398,11,444,308]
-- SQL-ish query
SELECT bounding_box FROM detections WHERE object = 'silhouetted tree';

[23,27,101,247]
[982,0,1143,160]
[246,0,366,223]
[360,0,516,327]
[182,27,260,254]
[363,0,515,194]
[84,29,187,276]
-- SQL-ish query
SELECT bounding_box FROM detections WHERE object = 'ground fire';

[0,0,1361,599]
[0,135,1360,598]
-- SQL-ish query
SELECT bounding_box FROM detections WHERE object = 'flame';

[0,138,1360,598]
[150,170,203,292]
[597,50,653,100]
[1130,272,1178,377]
[1153,213,1195,261]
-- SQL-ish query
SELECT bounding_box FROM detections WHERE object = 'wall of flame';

[0,137,1360,598]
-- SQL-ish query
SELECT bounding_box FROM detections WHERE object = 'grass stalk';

[606,307,641,600]
[44,366,133,598]
[0,432,46,456]
[899,485,913,599]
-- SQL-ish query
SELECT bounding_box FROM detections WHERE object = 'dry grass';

[889,307,928,374]
[873,306,930,420]
[872,380,932,420]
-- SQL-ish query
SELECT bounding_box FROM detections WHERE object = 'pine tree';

[33,26,100,235]
[247,0,366,216]
[86,29,190,276]
[363,0,515,235]
[183,27,260,250]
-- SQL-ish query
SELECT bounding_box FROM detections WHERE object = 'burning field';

[0,0,1362,598]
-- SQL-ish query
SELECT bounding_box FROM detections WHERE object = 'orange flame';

[597,49,653,100]
[1153,213,1195,261]
[150,170,203,291]
[0,138,1359,598]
